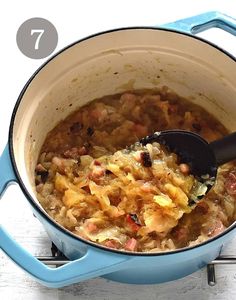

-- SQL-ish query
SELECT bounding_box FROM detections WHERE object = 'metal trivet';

[35,243,236,286]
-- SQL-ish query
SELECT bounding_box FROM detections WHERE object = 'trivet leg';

[207,264,216,286]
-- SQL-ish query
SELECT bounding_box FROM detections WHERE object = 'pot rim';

[9,26,236,257]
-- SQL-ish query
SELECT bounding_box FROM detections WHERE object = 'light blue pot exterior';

[0,11,236,288]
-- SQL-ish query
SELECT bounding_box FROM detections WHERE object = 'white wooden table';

[1,1,236,299]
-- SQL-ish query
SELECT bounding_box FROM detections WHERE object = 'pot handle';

[0,145,130,287]
[0,226,130,287]
[162,11,236,35]
[0,144,17,195]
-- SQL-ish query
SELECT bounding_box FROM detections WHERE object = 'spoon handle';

[210,132,236,166]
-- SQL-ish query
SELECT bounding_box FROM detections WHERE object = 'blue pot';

[1,11,236,288]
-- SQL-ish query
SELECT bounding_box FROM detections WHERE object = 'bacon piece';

[90,108,108,122]
[94,160,101,166]
[85,222,98,233]
[179,163,190,175]
[104,240,120,249]
[225,171,236,196]
[208,220,225,237]
[64,146,88,159]
[124,238,138,251]
[78,146,88,156]
[35,163,47,172]
[52,157,64,171]
[89,165,105,181]
[120,93,137,103]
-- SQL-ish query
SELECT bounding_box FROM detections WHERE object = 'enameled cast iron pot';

[1,12,236,288]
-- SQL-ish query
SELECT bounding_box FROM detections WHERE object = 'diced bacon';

[89,166,105,180]
[120,93,137,111]
[124,238,138,251]
[225,171,236,196]
[90,108,108,122]
[85,222,98,233]
[64,147,80,159]
[208,220,225,237]
[78,146,88,156]
[90,108,101,119]
[52,156,63,167]
[52,156,67,174]
[104,240,120,249]
[93,160,101,166]
[35,163,47,172]
[179,163,190,175]
[120,93,137,103]
[63,146,88,159]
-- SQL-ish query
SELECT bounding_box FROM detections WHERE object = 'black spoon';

[140,130,236,198]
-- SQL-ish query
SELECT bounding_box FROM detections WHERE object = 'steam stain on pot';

[117,79,136,91]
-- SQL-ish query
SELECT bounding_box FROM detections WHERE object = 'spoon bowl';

[140,130,236,196]
[141,130,217,177]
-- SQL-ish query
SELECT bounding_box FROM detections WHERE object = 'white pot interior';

[12,28,236,204]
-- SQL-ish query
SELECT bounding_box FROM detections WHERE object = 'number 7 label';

[31,29,45,50]
[17,18,58,59]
